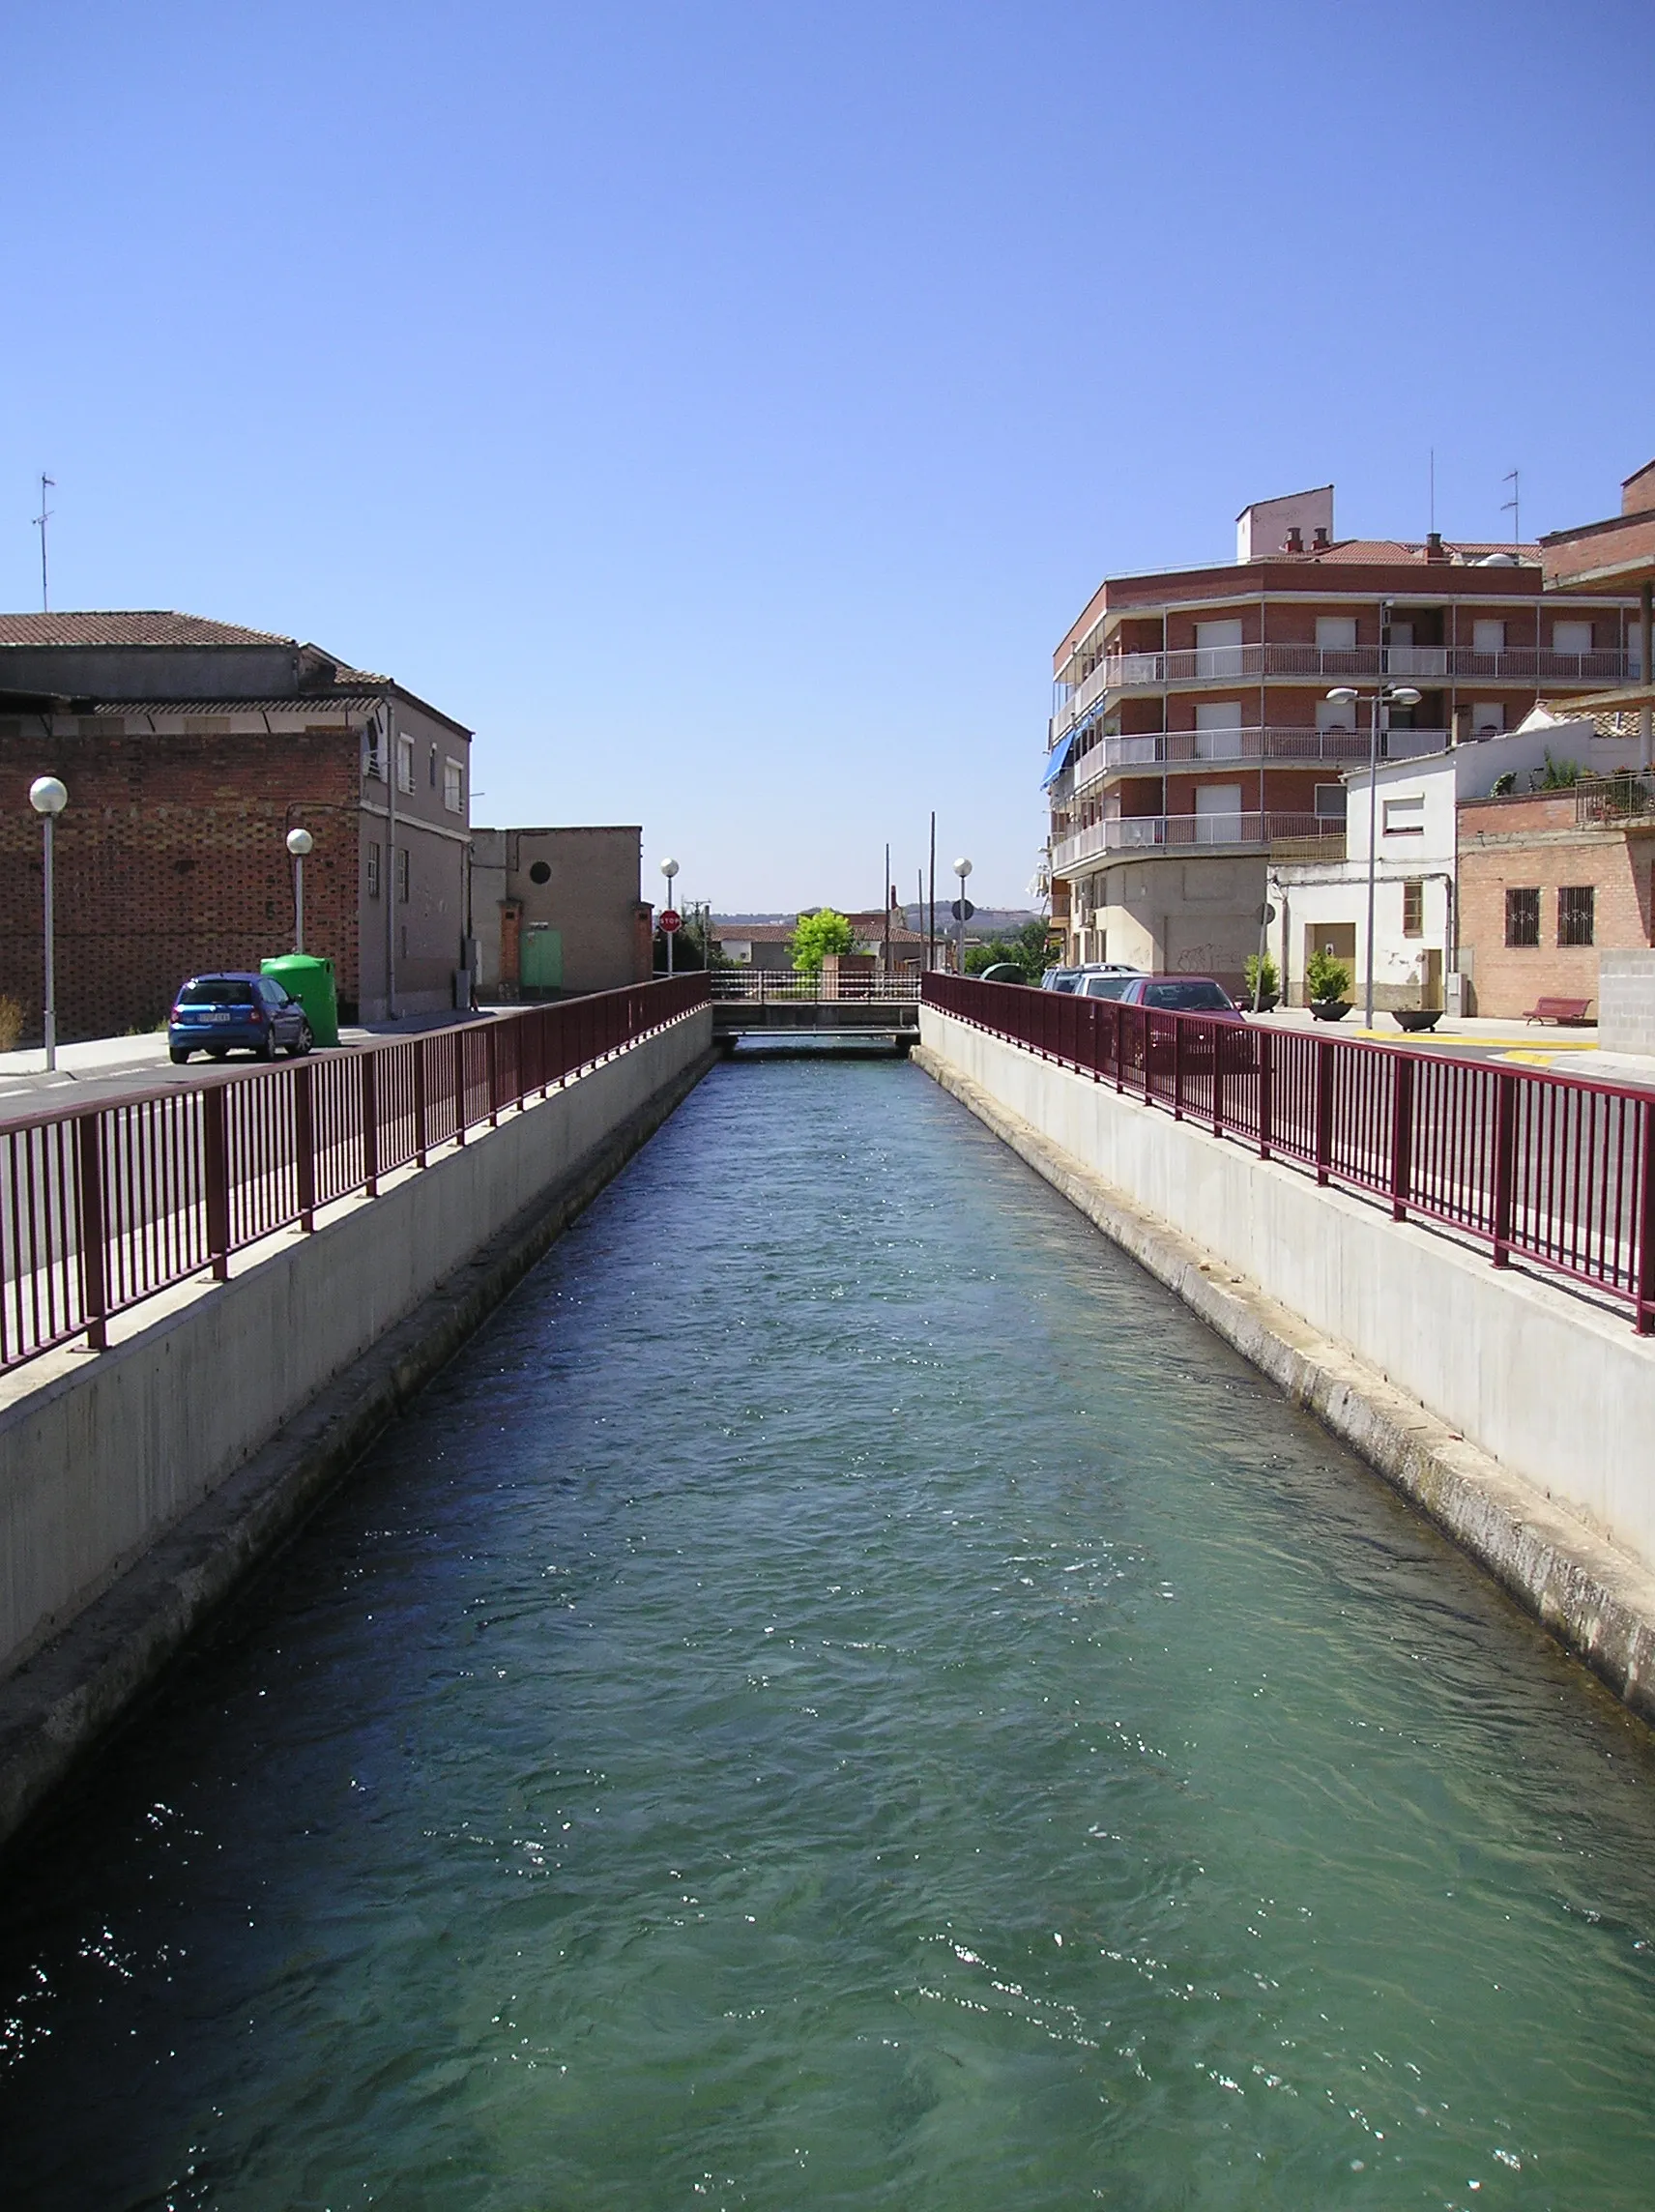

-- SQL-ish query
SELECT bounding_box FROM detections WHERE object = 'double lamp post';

[1325,678,1421,1031]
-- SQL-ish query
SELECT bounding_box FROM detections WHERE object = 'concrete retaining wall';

[918,1006,1655,1713]
[0,1009,711,1819]
[1600,950,1655,1056]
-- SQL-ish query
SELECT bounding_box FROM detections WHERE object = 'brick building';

[1456,783,1655,1019]
[0,614,472,1037]
[470,826,653,999]
[1046,484,1638,990]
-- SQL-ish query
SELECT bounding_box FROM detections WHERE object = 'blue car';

[168,973,314,1064]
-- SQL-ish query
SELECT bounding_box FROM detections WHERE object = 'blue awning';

[1041,739,1074,790]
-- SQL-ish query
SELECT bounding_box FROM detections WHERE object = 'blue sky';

[4,0,1651,912]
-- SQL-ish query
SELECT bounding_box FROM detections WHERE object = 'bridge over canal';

[710,970,921,1049]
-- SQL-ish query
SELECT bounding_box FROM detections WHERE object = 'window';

[177,978,256,1005]
[363,730,386,781]
[1553,620,1593,655]
[1316,616,1358,652]
[1314,783,1347,820]
[366,842,381,899]
[1193,618,1244,677]
[444,757,464,813]
[1558,885,1595,946]
[429,744,438,788]
[396,736,415,794]
[1470,701,1505,738]
[1472,619,1506,655]
[1382,795,1425,836]
[396,847,410,903]
[1505,888,1541,947]
[1402,880,1424,937]
[529,859,551,885]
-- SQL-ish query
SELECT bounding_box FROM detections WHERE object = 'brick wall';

[1456,793,1655,1018]
[0,718,362,1041]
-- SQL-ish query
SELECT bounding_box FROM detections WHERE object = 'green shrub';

[1243,952,1279,1003]
[1306,947,1351,1004]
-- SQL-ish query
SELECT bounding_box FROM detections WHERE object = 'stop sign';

[659,908,682,932]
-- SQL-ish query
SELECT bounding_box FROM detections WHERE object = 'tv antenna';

[1501,468,1520,549]
[33,475,54,612]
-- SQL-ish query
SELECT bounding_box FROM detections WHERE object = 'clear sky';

[4,0,1651,914]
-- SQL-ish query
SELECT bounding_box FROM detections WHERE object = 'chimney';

[1426,530,1448,563]
[1283,526,1304,554]
[1312,525,1330,551]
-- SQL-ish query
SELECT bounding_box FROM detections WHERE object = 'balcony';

[1050,812,1347,875]
[1069,724,1447,792]
[1050,645,1631,730]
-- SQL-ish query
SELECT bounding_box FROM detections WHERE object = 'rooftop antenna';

[1429,448,1435,536]
[33,475,54,612]
[1501,468,1520,549]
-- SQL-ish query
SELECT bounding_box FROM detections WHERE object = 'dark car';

[1116,975,1255,1072]
[168,973,314,1064]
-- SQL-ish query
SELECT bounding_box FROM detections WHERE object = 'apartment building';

[0,613,472,1034]
[1045,485,1640,991]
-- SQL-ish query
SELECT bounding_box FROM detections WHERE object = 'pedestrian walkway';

[1249,1004,1655,1091]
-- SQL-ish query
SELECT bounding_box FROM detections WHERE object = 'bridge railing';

[0,973,711,1376]
[711,970,924,1002]
[922,974,1655,1332]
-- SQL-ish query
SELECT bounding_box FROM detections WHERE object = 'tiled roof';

[1303,538,1540,566]
[0,611,298,648]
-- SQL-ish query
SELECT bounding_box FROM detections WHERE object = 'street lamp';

[1326,682,1422,1029]
[952,856,973,975]
[659,856,680,976]
[29,776,67,1071]
[286,827,314,953]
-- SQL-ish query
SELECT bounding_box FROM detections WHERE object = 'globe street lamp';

[659,857,680,976]
[952,856,973,975]
[29,776,67,1071]
[1326,683,1422,1030]
[286,826,314,953]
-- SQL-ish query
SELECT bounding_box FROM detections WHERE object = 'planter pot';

[1310,1000,1351,1022]
[1249,994,1280,1013]
[1392,1007,1443,1033]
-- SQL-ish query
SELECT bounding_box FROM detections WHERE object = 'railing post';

[362,1050,379,1198]
[1114,1003,1125,1093]
[1172,1016,1184,1121]
[1492,1069,1517,1267]
[1211,1017,1225,1139]
[486,1022,501,1127]
[1257,1026,1273,1160]
[1637,1097,1655,1335]
[455,1030,468,1145]
[413,1035,428,1167]
[203,1084,230,1280]
[74,1112,108,1351]
[1390,1053,1415,1222]
[295,1062,316,1230]
[1314,1037,1334,1185]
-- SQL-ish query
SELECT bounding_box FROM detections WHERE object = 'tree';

[790,908,856,975]
[966,917,1057,981]
[1306,946,1350,1004]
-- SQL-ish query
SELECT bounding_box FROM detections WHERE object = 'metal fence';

[923,975,1655,1333]
[0,975,711,1376]
[711,971,925,1002]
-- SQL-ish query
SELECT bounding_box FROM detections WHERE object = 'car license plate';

[203,1010,235,1022]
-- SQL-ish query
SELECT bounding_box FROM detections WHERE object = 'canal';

[4,1057,1655,2208]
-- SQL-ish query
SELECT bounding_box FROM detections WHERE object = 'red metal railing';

[0,975,711,1375]
[923,974,1655,1334]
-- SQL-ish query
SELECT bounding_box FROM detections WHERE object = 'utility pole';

[883,841,891,976]
[1502,469,1520,549]
[33,476,54,613]
[927,811,937,973]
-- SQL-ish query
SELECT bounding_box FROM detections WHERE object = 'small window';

[396,736,415,795]
[444,758,464,813]
[1402,881,1424,937]
[1553,620,1593,655]
[1472,619,1506,655]
[429,744,438,788]
[1558,885,1595,946]
[396,847,410,903]
[363,731,386,781]
[1470,701,1505,738]
[366,842,381,899]
[1316,616,1358,652]
[1382,795,1425,836]
[1505,888,1541,947]
[1314,783,1348,820]
[528,859,551,885]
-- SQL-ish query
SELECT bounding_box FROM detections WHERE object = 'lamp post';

[952,856,973,975]
[1325,683,1422,1030]
[286,827,314,953]
[29,776,67,1071]
[659,857,680,976]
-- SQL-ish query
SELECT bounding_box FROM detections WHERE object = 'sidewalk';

[1250,1004,1655,1090]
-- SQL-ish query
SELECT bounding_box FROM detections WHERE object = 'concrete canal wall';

[918,1005,1655,1720]
[0,1007,714,1844]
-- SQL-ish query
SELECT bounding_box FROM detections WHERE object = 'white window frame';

[396,735,416,795]
[444,757,465,814]
[1382,795,1426,837]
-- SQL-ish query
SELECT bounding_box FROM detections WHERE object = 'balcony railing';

[1050,812,1345,874]
[1070,724,1448,790]
[1578,772,1655,829]
[1051,646,1631,736]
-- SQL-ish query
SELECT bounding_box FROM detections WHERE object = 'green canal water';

[4,1058,1655,2209]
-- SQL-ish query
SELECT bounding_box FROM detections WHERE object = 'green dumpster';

[262,953,340,1048]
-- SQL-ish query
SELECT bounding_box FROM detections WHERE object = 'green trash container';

[261,953,340,1048]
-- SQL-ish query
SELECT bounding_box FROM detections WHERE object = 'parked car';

[1041,967,1082,992]
[1043,962,1144,994]
[1115,975,1255,1072]
[1076,969,1148,1001]
[168,973,314,1063]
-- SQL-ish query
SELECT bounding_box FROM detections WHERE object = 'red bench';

[1524,997,1592,1026]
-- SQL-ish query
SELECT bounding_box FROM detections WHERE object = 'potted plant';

[1243,951,1279,1012]
[1306,946,1352,1021]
